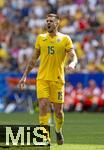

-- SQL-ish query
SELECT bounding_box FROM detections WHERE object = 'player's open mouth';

[48,26,51,29]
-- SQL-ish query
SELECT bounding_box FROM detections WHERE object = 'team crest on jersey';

[57,38,61,42]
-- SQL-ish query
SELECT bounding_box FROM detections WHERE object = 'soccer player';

[19,13,78,145]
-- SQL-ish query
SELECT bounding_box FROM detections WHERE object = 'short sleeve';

[65,36,74,52]
[35,35,41,49]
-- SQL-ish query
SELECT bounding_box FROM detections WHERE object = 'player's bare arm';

[18,48,40,90]
[65,48,78,73]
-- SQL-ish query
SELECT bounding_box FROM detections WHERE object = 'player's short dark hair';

[46,13,60,20]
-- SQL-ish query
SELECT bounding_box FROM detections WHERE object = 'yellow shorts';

[36,80,64,103]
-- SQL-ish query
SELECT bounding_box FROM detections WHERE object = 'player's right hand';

[18,76,26,90]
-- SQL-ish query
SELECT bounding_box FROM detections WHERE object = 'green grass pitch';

[0,112,104,150]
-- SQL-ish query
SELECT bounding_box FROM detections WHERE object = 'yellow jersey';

[35,32,73,83]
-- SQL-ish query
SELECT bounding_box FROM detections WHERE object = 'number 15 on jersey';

[48,46,55,54]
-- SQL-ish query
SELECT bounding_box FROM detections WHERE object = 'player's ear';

[55,20,59,27]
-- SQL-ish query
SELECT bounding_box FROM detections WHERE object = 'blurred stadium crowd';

[0,0,104,112]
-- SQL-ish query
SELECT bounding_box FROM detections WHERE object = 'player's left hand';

[65,65,75,73]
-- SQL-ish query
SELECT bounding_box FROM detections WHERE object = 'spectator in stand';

[84,79,101,112]
[64,82,74,112]
[65,82,85,112]
[74,82,85,112]
[98,86,104,112]
[18,40,33,64]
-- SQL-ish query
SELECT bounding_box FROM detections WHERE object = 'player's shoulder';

[57,32,71,39]
[37,33,48,39]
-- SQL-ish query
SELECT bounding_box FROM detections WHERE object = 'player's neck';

[48,30,58,37]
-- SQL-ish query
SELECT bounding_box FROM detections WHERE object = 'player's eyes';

[46,20,53,23]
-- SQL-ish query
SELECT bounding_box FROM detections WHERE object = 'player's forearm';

[23,49,40,78]
[23,60,35,77]
[69,49,78,69]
